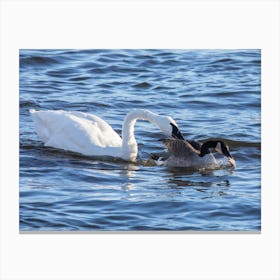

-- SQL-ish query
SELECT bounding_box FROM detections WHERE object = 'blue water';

[19,49,261,231]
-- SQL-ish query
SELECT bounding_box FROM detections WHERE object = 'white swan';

[151,139,236,169]
[30,109,183,162]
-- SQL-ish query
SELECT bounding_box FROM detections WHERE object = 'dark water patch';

[206,90,260,98]
[69,76,91,82]
[210,58,235,64]
[251,59,261,64]
[20,56,58,66]
[133,82,152,88]
[108,65,148,74]
[130,225,171,230]
[20,100,40,108]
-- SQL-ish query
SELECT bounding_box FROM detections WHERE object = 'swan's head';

[154,116,184,140]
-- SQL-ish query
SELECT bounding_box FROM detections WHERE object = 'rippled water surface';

[20,49,261,231]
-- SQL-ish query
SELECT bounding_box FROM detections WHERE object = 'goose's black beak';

[170,123,184,140]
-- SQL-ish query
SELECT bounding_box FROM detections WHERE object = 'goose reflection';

[165,167,232,198]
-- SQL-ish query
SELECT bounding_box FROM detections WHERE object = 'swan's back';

[30,110,122,156]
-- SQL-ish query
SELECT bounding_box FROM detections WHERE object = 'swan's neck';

[121,110,158,161]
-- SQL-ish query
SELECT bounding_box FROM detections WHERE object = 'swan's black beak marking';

[170,123,184,140]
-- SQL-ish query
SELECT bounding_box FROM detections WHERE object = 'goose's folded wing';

[162,139,200,157]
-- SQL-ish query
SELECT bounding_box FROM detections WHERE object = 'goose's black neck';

[199,140,232,158]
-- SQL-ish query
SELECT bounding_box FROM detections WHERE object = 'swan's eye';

[170,123,184,140]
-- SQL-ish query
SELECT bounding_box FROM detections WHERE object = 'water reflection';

[165,165,235,177]
[122,182,134,191]
[119,164,138,193]
[163,167,233,199]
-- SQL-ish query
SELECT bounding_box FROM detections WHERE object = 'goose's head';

[200,140,236,168]
[215,141,236,168]
[154,116,184,140]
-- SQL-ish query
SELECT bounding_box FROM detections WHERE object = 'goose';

[30,109,184,162]
[151,139,236,169]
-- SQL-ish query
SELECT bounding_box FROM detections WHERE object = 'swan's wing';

[68,111,122,145]
[162,139,200,158]
[30,110,122,156]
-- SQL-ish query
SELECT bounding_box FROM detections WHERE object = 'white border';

[1,0,279,279]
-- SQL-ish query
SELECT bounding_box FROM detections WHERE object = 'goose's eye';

[170,123,184,140]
